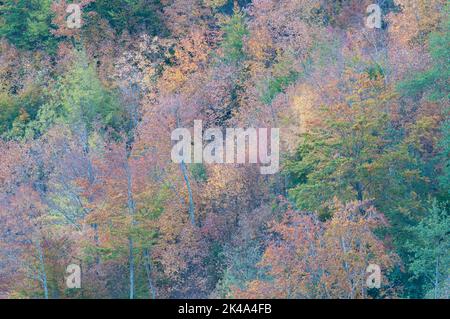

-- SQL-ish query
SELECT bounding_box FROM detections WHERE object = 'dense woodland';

[0,0,448,299]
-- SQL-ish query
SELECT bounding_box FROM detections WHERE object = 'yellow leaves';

[404,113,444,158]
[159,29,210,93]
[161,68,187,92]
[293,85,319,133]
[282,84,322,152]
[203,0,228,9]
[246,27,273,62]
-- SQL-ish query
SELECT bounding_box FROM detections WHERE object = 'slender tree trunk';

[36,237,48,299]
[123,83,140,299]
[125,153,137,299]
[180,161,195,226]
[435,255,439,299]
[81,126,100,265]
[174,113,195,226]
[143,248,156,299]
[128,236,135,299]
[92,223,100,265]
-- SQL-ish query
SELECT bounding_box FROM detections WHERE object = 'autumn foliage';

[0,0,448,299]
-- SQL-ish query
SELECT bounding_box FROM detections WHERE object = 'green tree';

[407,200,450,298]
[28,51,123,137]
[398,8,449,101]
[285,70,426,221]
[220,7,248,63]
[0,84,48,139]
[259,52,300,105]
[397,8,449,201]
[86,0,166,35]
[283,69,437,298]
[0,0,58,51]
[438,119,450,196]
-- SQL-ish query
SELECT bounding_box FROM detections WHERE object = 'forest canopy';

[0,0,448,299]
